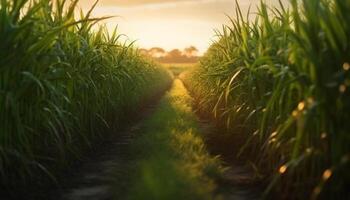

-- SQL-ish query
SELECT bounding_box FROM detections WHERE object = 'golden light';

[253,130,259,136]
[343,62,350,71]
[321,132,327,139]
[279,165,287,174]
[269,138,277,143]
[292,110,298,117]
[78,0,288,54]
[297,101,305,111]
[270,131,278,138]
[339,84,346,93]
[322,169,332,181]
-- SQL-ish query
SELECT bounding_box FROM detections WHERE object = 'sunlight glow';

[339,84,346,93]
[298,102,305,111]
[322,169,332,181]
[279,165,287,174]
[78,0,288,54]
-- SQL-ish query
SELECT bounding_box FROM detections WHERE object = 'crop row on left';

[0,0,171,189]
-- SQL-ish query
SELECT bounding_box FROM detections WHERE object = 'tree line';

[139,46,200,63]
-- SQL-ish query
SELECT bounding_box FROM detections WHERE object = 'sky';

[78,0,287,54]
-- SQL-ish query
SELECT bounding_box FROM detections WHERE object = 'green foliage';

[0,0,171,188]
[185,0,350,199]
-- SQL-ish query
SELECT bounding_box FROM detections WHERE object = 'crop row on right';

[184,0,350,199]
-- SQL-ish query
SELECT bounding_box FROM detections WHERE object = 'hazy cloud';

[79,0,289,54]
[80,0,227,7]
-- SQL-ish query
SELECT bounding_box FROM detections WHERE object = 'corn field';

[0,0,171,190]
[185,0,350,199]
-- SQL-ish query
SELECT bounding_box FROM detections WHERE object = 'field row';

[0,0,171,193]
[184,0,350,199]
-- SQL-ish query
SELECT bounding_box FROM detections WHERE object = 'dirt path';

[50,79,262,200]
[54,129,136,200]
[50,103,159,200]
[198,120,262,200]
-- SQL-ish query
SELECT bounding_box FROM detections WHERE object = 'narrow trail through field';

[52,79,261,200]
[51,101,158,200]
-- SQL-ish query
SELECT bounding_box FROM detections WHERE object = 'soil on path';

[198,120,263,200]
[49,104,159,200]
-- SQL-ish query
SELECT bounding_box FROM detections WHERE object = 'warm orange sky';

[79,0,287,54]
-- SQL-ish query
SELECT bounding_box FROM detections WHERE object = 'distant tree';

[167,49,183,58]
[184,46,198,57]
[140,46,200,63]
[139,48,149,56]
[158,49,183,63]
[148,47,166,58]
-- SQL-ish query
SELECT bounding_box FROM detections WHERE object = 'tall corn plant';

[185,0,350,198]
[0,0,171,191]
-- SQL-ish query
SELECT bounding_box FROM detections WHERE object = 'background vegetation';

[0,0,171,192]
[184,0,350,199]
[140,46,200,63]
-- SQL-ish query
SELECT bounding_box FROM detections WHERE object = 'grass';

[116,79,223,200]
[184,0,350,199]
[0,0,171,192]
